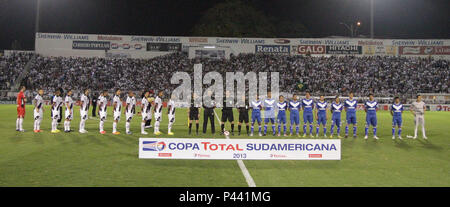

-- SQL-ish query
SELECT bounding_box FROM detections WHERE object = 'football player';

[79,89,90,133]
[33,88,44,133]
[125,91,136,135]
[64,89,74,132]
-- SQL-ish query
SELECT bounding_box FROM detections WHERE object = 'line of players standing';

[16,86,177,135]
[16,85,410,139]
[194,91,406,140]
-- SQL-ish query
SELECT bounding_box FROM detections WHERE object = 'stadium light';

[340,21,361,38]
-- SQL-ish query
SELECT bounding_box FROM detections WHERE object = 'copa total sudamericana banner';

[139,138,341,160]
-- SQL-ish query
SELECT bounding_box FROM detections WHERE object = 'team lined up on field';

[15,86,428,140]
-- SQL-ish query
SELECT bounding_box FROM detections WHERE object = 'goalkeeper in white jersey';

[125,91,136,134]
[79,89,90,133]
[153,91,164,135]
[167,94,176,135]
[33,89,44,133]
[112,89,122,135]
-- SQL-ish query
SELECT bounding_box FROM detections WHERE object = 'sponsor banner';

[217,38,266,44]
[399,46,422,55]
[398,46,450,55]
[326,45,362,54]
[72,41,110,50]
[433,46,450,55]
[131,36,181,43]
[97,35,123,41]
[147,43,182,52]
[392,39,445,46]
[139,138,341,160]
[37,33,89,40]
[189,37,208,43]
[363,45,397,55]
[432,104,450,111]
[255,45,290,54]
[299,39,353,45]
[274,39,290,44]
[358,40,384,46]
[297,45,325,54]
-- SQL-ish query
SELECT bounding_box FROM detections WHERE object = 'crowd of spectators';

[2,52,449,100]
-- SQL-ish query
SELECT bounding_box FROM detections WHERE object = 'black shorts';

[239,112,249,123]
[221,110,234,122]
[189,111,199,120]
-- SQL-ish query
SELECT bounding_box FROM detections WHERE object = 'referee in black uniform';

[221,90,235,135]
[237,95,250,136]
[203,91,216,134]
[188,93,201,135]
[91,92,98,117]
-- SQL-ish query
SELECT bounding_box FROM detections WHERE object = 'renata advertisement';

[139,138,341,160]
[297,45,326,54]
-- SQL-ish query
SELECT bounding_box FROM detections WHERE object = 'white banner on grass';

[139,138,341,160]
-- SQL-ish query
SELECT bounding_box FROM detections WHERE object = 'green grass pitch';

[0,104,448,187]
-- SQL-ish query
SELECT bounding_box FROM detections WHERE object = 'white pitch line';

[214,109,256,187]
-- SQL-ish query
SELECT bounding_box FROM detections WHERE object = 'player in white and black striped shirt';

[153,91,164,135]
[98,90,108,134]
[79,89,90,133]
[125,91,136,134]
[112,89,122,135]
[167,93,176,135]
[33,89,44,133]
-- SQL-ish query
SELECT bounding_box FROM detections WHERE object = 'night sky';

[0,0,449,50]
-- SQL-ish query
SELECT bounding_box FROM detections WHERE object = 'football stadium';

[0,0,449,193]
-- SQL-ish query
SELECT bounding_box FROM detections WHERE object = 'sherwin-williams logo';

[143,141,166,151]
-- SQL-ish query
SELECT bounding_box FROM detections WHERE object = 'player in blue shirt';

[250,96,263,137]
[315,95,328,138]
[390,97,403,140]
[263,91,276,136]
[364,94,379,140]
[302,92,314,137]
[288,94,301,136]
[344,92,358,138]
[330,96,343,138]
[276,95,288,136]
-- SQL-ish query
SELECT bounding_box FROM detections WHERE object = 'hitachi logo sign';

[255,45,290,54]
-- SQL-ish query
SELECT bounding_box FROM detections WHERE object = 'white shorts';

[415,114,425,125]
[154,112,162,122]
[52,109,60,120]
[168,114,175,123]
[114,111,121,121]
[142,112,150,121]
[126,112,134,122]
[65,110,73,120]
[80,110,88,120]
[34,109,43,120]
[100,111,107,121]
